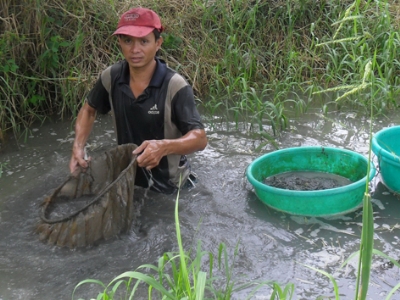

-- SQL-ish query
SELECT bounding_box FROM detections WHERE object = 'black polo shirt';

[86,58,204,193]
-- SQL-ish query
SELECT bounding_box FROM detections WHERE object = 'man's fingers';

[132,143,147,155]
[71,167,81,178]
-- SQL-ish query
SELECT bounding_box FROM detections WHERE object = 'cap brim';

[112,26,154,38]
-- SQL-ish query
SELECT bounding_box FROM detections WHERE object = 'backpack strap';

[164,73,191,187]
[100,65,118,140]
[164,73,188,139]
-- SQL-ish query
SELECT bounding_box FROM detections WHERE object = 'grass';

[69,60,398,298]
[297,3,399,298]
[2,0,400,298]
[2,0,400,141]
[72,185,294,300]
[0,162,7,178]
[72,1,400,300]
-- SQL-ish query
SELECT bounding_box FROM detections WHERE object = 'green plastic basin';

[246,146,375,217]
[372,126,400,194]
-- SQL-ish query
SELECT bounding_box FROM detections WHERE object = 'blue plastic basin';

[372,126,400,194]
[246,146,375,217]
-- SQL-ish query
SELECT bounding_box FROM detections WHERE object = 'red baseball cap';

[113,7,164,37]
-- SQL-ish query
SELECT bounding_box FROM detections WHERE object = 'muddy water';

[264,171,353,191]
[1,110,400,300]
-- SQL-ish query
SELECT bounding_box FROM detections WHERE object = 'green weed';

[2,0,400,140]
[72,186,291,300]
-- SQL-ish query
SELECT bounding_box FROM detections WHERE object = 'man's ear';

[116,35,122,49]
[156,36,163,51]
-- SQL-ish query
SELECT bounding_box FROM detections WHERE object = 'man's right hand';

[69,102,97,176]
[69,147,90,177]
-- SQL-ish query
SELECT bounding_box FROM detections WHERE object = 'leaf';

[72,279,106,300]
[358,193,374,300]
[195,271,207,300]
[298,262,340,300]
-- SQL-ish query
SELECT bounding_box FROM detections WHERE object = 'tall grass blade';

[355,134,374,299]
[195,271,206,300]
[355,53,375,300]
[299,262,340,300]
[372,249,400,268]
[368,249,400,299]
[71,279,106,300]
[108,271,175,300]
[386,282,400,300]
[174,185,191,297]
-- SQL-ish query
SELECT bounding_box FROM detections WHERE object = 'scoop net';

[36,144,139,248]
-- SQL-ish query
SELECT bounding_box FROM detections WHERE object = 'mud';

[264,171,353,191]
[46,195,94,219]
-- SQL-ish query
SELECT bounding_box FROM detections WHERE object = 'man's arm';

[132,128,207,170]
[69,102,97,175]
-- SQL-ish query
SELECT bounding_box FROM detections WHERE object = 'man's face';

[118,32,162,69]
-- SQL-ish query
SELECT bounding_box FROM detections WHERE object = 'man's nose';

[130,41,140,52]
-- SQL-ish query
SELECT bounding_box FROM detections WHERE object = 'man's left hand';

[133,140,166,170]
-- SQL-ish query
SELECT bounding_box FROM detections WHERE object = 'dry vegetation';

[1,0,400,139]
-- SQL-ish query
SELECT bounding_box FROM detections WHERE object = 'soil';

[264,171,352,191]
[46,195,94,219]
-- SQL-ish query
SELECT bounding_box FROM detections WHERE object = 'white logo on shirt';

[148,104,160,114]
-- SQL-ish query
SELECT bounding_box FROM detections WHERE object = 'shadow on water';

[1,110,400,299]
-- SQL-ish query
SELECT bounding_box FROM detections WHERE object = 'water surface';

[1,110,400,299]
[264,171,353,191]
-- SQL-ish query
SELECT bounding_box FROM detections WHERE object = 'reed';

[314,0,400,112]
[1,0,397,297]
[72,186,292,300]
[2,0,400,140]
[300,59,391,299]
[302,2,400,299]
[0,162,6,178]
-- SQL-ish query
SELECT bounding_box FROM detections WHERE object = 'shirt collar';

[121,57,167,88]
[149,57,167,87]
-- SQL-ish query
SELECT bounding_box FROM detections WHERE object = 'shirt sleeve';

[171,85,205,135]
[86,76,111,114]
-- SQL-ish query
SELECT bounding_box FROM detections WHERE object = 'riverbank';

[1,0,400,139]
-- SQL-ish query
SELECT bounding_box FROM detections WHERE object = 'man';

[69,7,207,194]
